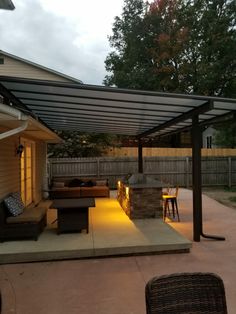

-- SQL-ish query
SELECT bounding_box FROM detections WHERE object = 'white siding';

[202,127,217,148]
[0,55,72,82]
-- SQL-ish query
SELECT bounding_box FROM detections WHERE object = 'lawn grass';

[224,186,236,192]
[229,196,236,203]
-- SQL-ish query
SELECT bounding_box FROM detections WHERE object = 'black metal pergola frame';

[1,76,236,242]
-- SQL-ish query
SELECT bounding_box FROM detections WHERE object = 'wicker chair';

[145,272,227,314]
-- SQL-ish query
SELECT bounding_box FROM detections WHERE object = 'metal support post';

[138,138,143,173]
[192,115,202,241]
[192,115,225,241]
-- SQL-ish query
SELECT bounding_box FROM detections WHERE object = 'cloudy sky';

[0,0,125,85]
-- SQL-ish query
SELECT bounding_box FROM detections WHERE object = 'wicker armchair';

[145,272,227,314]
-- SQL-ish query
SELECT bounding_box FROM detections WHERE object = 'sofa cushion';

[80,186,110,197]
[96,180,107,186]
[53,181,65,188]
[4,195,24,216]
[68,178,83,187]
[49,187,81,199]
[6,207,47,224]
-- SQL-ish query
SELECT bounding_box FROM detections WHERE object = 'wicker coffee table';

[52,198,95,234]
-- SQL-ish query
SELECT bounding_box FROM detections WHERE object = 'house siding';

[0,55,72,82]
[0,135,46,203]
[0,136,20,199]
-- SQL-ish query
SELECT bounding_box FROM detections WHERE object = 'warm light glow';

[117,180,121,188]
[125,186,129,198]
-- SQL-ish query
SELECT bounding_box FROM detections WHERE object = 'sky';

[0,0,125,85]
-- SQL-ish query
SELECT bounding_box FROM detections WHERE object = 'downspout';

[0,120,28,140]
[0,103,29,140]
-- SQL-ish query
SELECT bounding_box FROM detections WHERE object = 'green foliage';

[214,120,236,148]
[224,186,236,192]
[48,131,122,157]
[104,0,236,96]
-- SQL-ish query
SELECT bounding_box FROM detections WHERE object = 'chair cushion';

[4,195,24,216]
[6,207,46,223]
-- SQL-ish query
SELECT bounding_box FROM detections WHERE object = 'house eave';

[0,103,62,142]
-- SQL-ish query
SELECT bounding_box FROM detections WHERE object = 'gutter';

[0,103,28,140]
[0,103,62,142]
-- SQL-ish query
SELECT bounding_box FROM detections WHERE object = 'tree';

[104,0,152,89]
[104,0,236,96]
[48,131,121,157]
[214,120,236,148]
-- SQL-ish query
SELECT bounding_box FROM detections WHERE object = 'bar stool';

[163,186,180,221]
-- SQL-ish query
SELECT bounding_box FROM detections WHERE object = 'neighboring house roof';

[0,0,14,10]
[0,50,83,84]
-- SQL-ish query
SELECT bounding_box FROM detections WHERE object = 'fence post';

[48,159,52,183]
[97,158,100,178]
[143,156,145,175]
[186,157,189,188]
[228,157,232,188]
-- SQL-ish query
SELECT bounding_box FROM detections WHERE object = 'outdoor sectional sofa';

[0,194,49,242]
[49,177,110,199]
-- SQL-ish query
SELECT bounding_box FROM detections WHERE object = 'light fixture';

[16,144,24,157]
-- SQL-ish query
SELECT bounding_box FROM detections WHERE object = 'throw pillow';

[87,180,94,187]
[4,195,24,216]
[11,192,25,211]
[68,178,83,187]
[80,180,94,187]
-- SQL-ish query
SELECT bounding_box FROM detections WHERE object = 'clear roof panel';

[0,76,235,137]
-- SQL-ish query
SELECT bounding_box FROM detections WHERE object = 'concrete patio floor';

[1,189,236,314]
[0,191,191,264]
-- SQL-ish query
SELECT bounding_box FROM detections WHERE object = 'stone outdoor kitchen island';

[117,174,166,219]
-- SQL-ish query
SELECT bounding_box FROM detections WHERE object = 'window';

[20,138,35,206]
[206,136,212,148]
[0,58,4,64]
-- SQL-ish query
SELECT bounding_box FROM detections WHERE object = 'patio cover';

[0,76,235,137]
[0,75,236,243]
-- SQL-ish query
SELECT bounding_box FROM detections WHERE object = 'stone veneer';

[117,179,163,219]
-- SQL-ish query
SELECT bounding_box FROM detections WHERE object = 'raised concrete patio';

[1,189,236,313]
[0,191,191,264]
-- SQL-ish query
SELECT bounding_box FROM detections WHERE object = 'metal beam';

[0,83,29,113]
[138,101,213,138]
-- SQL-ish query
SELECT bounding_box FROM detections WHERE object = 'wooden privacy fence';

[48,156,236,189]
